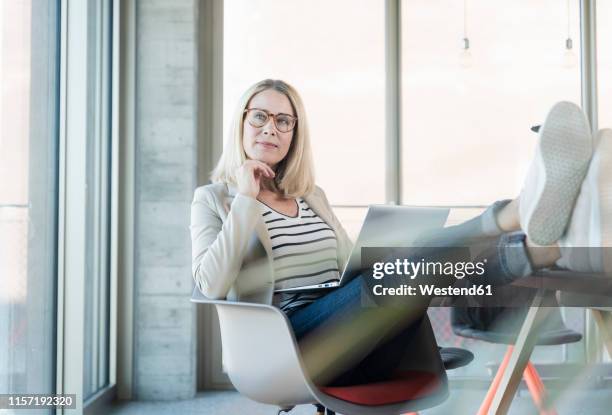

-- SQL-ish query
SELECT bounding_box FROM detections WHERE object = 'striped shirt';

[258,198,339,314]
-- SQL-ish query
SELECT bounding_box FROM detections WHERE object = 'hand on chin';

[250,155,277,169]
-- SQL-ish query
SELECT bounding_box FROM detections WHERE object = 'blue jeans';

[290,275,431,386]
[289,202,533,385]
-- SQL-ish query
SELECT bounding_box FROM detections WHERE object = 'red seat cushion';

[319,371,441,406]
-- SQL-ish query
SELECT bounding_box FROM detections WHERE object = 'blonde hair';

[210,79,315,198]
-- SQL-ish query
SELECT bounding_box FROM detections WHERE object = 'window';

[223,0,386,212]
[400,0,582,206]
[0,0,60,403]
[597,0,612,129]
[399,0,586,376]
[216,0,592,382]
[596,0,611,364]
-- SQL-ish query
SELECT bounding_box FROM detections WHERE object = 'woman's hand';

[236,160,275,198]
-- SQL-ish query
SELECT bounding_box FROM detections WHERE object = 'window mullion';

[580,0,598,131]
[385,0,402,205]
[580,0,601,365]
[58,0,90,411]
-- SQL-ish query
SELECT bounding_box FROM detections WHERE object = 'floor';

[107,386,612,415]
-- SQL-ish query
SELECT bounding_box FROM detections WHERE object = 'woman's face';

[242,89,295,169]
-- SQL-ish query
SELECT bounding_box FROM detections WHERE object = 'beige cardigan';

[190,183,353,304]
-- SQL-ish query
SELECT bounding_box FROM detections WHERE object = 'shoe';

[556,129,612,274]
[519,101,592,245]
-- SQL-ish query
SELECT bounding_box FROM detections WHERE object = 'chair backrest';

[213,301,316,407]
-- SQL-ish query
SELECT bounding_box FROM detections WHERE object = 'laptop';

[274,205,450,293]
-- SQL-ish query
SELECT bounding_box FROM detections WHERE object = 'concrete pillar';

[133,0,198,400]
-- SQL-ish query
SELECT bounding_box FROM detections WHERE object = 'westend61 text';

[372,284,493,297]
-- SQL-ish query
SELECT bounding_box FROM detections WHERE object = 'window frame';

[56,0,119,412]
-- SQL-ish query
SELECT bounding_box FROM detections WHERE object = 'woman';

[190,79,596,386]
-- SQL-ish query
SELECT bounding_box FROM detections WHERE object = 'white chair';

[192,287,450,415]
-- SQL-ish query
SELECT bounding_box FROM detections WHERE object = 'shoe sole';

[527,102,592,245]
[596,129,612,274]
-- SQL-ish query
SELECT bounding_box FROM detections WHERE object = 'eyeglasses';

[243,108,298,133]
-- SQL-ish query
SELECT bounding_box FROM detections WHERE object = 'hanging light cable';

[563,0,577,67]
[463,0,469,50]
[460,0,472,67]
